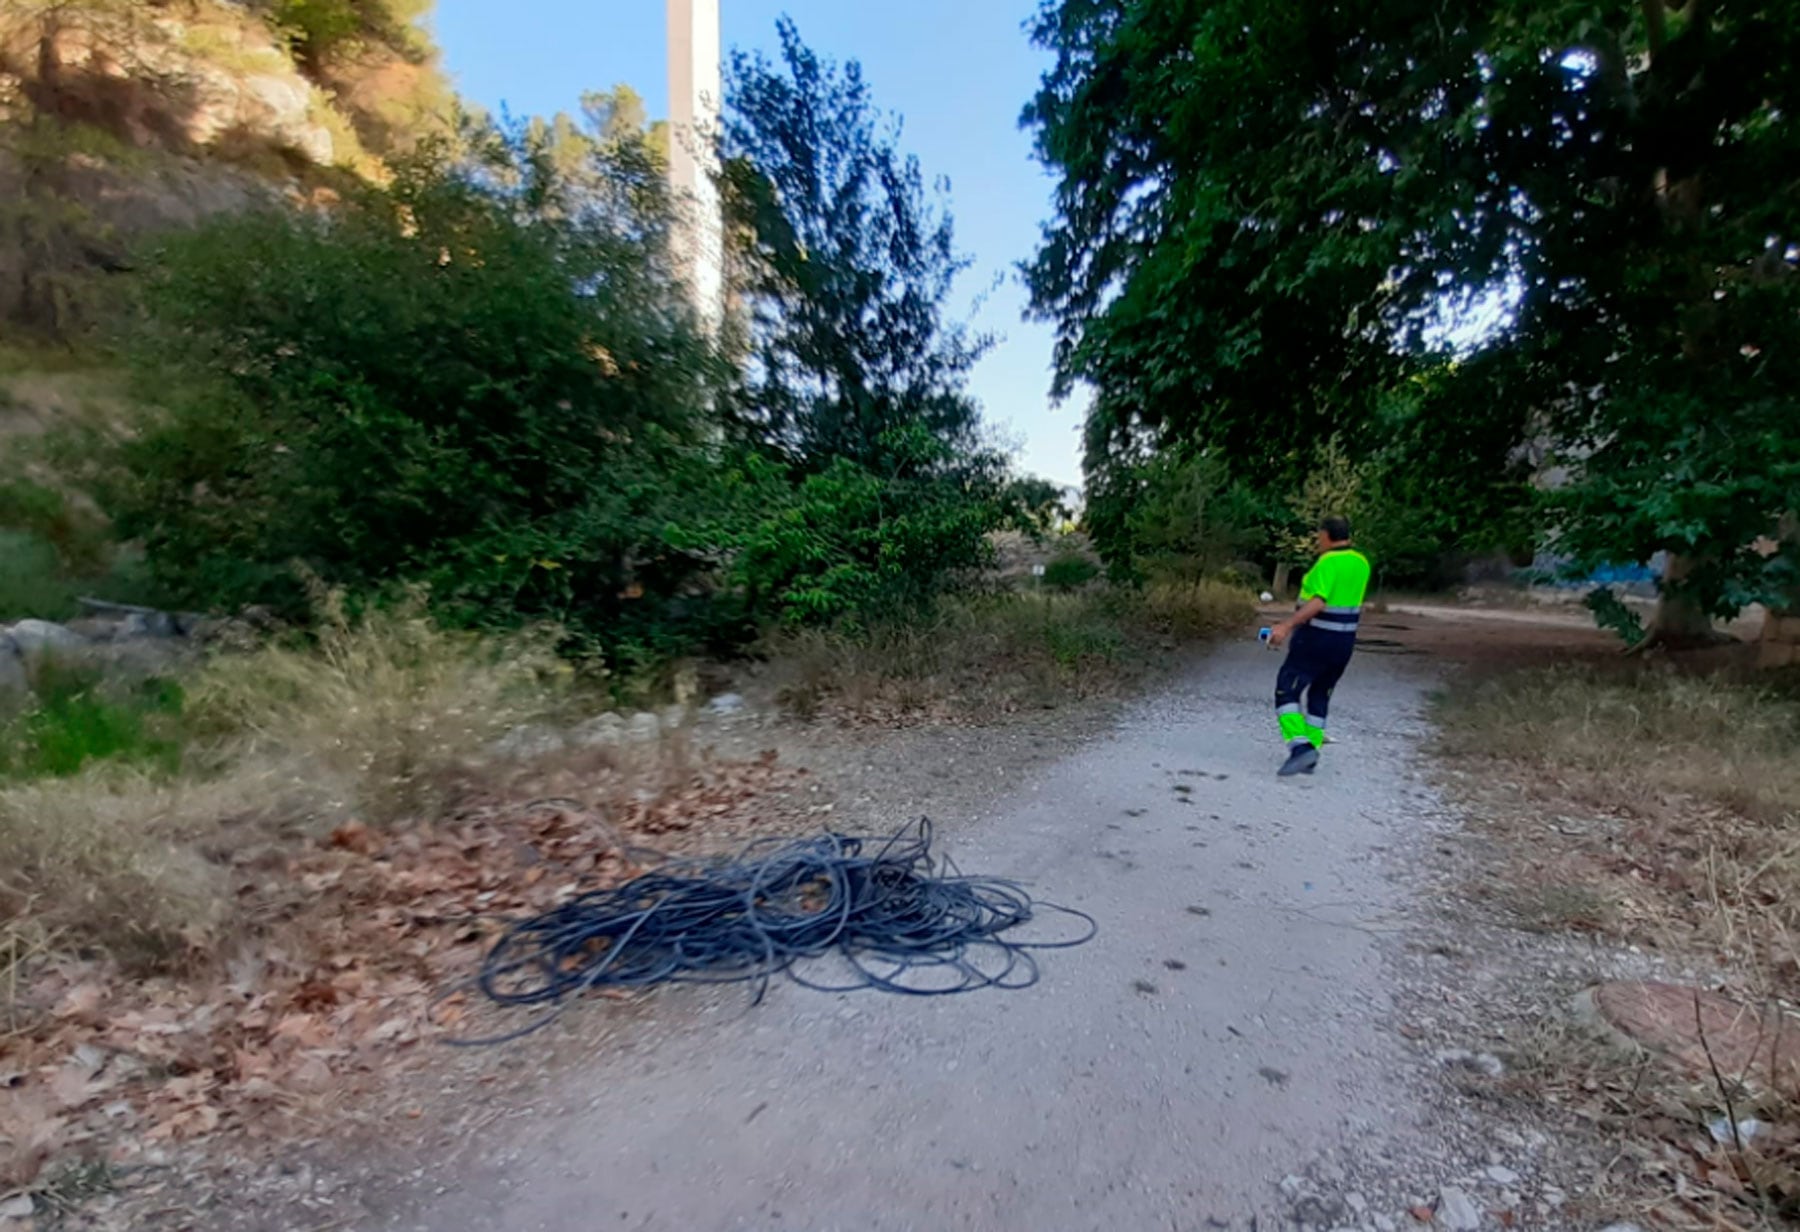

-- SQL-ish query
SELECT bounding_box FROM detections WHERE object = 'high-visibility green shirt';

[1300,548,1371,612]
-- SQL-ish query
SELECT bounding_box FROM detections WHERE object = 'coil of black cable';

[448,819,1095,1044]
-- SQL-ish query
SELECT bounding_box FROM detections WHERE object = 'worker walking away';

[1266,517,1371,777]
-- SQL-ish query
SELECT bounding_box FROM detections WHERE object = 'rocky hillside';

[0,0,455,336]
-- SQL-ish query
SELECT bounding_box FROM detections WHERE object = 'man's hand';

[1268,622,1293,648]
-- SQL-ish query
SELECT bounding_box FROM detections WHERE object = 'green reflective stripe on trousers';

[1302,721,1325,748]
[1279,711,1314,748]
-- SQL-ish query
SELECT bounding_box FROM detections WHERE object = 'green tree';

[1118,450,1267,582]
[85,133,727,663]
[1024,0,1800,644]
[723,18,992,476]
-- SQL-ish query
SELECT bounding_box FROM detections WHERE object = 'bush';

[768,593,1141,721]
[1041,552,1101,593]
[727,429,1003,627]
[0,663,185,781]
[1132,578,1258,640]
[91,151,723,662]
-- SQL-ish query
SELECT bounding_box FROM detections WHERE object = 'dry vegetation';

[767,581,1253,724]
[1438,661,1800,1227]
[0,577,1253,1208]
[1442,664,1800,987]
[0,600,811,1204]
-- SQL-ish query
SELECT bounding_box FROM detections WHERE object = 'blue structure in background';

[1528,552,1665,592]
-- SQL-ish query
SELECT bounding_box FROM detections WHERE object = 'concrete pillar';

[667,0,723,334]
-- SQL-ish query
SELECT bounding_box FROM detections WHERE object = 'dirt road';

[377,641,1458,1232]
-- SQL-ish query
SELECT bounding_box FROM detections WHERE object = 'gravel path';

[368,641,1511,1232]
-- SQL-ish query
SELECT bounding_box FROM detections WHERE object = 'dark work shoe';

[1277,746,1320,777]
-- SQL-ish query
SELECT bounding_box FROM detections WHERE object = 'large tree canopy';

[1025,0,1800,637]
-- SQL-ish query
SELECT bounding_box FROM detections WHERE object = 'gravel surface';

[77,634,1666,1232]
[357,641,1588,1232]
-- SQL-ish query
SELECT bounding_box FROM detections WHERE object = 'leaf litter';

[0,749,809,1206]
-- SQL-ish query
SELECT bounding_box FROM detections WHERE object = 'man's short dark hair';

[1320,516,1352,543]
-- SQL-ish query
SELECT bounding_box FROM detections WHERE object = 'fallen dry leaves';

[0,750,807,1197]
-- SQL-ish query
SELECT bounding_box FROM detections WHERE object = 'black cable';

[443,819,1096,1045]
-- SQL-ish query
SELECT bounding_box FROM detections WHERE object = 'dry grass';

[1442,665,1800,826]
[1444,665,1800,993]
[1136,578,1258,640]
[186,592,571,825]
[767,582,1254,723]
[0,595,576,988]
[0,772,242,972]
[1440,664,1800,1227]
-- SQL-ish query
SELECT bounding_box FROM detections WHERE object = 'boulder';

[571,713,627,749]
[8,618,87,663]
[0,634,26,696]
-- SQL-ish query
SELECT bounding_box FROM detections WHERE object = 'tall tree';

[722,18,993,477]
[1025,0,1800,643]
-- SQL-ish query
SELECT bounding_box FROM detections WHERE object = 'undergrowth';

[1438,663,1800,1228]
[0,663,185,780]
[0,594,574,982]
[1441,665,1800,829]
[771,581,1253,722]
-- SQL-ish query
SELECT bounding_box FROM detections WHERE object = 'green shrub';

[727,429,1002,627]
[93,153,723,660]
[0,663,186,781]
[1042,552,1101,593]
[0,530,76,621]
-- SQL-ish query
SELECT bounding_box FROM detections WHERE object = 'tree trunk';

[1759,514,1800,668]
[1639,553,1726,650]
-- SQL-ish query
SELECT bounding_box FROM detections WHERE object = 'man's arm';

[1269,597,1326,647]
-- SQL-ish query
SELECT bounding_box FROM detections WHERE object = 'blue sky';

[428,1,1084,488]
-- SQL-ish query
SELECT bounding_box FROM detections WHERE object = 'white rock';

[1436,1186,1482,1232]
[706,692,747,716]
[1709,1116,1764,1145]
[1345,1192,1369,1216]
[491,724,566,760]
[0,1193,32,1219]
[659,703,689,731]
[1434,1047,1505,1077]
[571,713,627,748]
[9,618,86,660]
[1373,1216,1398,1232]
[0,636,25,695]
[1484,1165,1520,1186]
[1597,1224,1646,1232]
[626,712,661,743]
[120,609,180,638]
